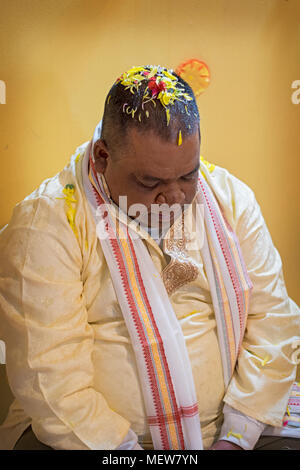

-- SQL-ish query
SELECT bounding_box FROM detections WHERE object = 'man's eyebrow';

[136,162,200,183]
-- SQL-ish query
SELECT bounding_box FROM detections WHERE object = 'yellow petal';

[166,108,170,126]
[261,355,270,366]
[227,429,243,440]
[147,67,158,79]
[162,93,172,106]
[178,130,182,146]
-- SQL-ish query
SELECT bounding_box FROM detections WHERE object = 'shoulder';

[0,143,91,269]
[200,156,257,231]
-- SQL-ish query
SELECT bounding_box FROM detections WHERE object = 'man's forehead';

[122,127,200,159]
[134,160,200,181]
[117,128,199,179]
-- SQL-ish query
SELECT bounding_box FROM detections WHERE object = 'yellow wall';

[0,0,299,303]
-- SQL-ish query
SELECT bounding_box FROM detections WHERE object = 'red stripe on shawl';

[127,230,186,449]
[148,404,199,425]
[110,234,172,449]
[91,186,172,449]
[221,215,252,351]
[89,150,191,448]
[198,178,243,352]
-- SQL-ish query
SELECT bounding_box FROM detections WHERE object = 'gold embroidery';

[161,214,199,295]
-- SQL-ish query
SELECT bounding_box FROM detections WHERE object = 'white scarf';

[80,121,253,449]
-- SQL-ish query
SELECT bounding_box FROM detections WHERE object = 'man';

[0,65,299,451]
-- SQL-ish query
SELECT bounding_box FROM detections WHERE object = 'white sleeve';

[116,429,143,450]
[218,404,267,450]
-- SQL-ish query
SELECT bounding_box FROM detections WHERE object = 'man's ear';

[93,139,110,174]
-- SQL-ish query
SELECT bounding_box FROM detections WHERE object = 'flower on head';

[158,80,166,92]
[115,65,194,130]
[148,78,167,98]
[160,92,172,107]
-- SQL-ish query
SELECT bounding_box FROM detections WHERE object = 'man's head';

[93,65,201,226]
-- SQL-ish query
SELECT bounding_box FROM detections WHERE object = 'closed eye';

[134,164,199,188]
[181,169,199,180]
[136,179,160,190]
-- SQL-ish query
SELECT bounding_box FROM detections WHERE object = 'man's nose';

[155,185,185,206]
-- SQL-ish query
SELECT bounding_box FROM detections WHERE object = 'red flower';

[148,78,167,98]
[158,80,166,92]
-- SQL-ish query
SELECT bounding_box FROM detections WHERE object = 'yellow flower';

[62,185,76,201]
[161,92,172,106]
[57,184,78,237]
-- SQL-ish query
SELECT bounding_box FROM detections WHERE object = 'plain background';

[0,0,299,425]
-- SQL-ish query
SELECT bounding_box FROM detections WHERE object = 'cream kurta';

[0,143,299,450]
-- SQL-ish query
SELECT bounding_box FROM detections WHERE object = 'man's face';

[94,127,200,227]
